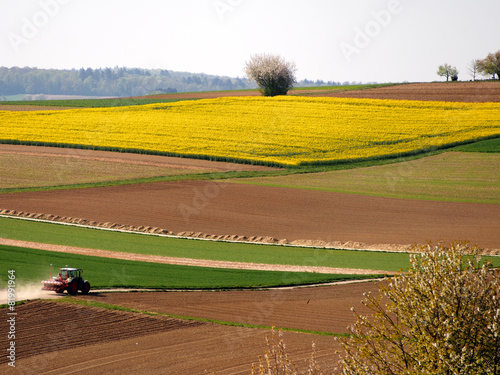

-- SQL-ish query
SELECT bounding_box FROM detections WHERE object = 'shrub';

[245,54,297,96]
[338,241,500,374]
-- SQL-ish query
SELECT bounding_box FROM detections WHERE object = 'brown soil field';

[138,82,500,102]
[1,180,499,251]
[0,144,274,174]
[1,298,349,374]
[77,281,379,334]
[305,81,500,102]
[1,281,377,373]
[0,144,274,189]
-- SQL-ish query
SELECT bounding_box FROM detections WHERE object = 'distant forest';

[0,66,341,100]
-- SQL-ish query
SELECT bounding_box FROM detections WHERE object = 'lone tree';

[245,54,297,96]
[477,50,500,80]
[338,242,500,375]
[437,63,459,81]
[468,59,481,80]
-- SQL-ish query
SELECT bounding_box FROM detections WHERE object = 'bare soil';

[77,282,380,334]
[1,180,499,252]
[1,281,376,374]
[306,81,500,102]
[138,82,500,102]
[0,144,275,173]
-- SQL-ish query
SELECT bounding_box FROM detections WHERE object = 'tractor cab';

[59,268,82,280]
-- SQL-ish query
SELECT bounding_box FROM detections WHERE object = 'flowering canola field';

[1,96,499,166]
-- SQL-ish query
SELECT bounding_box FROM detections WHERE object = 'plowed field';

[76,281,379,334]
[305,81,500,102]
[1,281,379,373]
[1,180,499,250]
[140,82,500,102]
[0,300,202,365]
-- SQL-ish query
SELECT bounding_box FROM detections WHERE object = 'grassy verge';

[0,245,378,289]
[0,217,413,271]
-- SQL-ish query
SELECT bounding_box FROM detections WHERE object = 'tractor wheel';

[67,280,79,295]
[81,281,90,295]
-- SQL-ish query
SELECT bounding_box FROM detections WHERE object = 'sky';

[1,0,499,83]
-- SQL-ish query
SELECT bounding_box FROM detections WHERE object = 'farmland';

[231,151,500,203]
[1,96,499,166]
[1,82,499,373]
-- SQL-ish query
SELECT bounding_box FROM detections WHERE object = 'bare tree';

[245,54,297,96]
[467,59,481,81]
[338,242,500,375]
[477,50,500,80]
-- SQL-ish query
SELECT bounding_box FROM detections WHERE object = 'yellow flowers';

[1,96,499,166]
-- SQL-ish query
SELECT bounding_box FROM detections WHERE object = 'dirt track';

[1,180,499,250]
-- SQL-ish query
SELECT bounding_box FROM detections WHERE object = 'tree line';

[438,50,500,81]
[0,66,256,98]
[0,66,342,100]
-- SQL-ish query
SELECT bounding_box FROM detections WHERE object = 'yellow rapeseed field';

[0,96,499,166]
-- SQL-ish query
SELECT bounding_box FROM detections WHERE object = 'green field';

[229,151,500,203]
[1,245,370,289]
[452,137,500,152]
[0,217,413,271]
[0,98,188,108]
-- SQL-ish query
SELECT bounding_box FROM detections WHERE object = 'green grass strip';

[453,137,500,152]
[0,217,413,271]
[0,244,379,289]
[0,98,193,108]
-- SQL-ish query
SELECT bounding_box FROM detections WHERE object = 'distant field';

[1,96,499,166]
[0,97,187,108]
[0,144,276,191]
[0,153,209,189]
[0,84,395,108]
[230,152,500,204]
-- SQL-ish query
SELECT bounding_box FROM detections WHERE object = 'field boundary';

[0,210,418,254]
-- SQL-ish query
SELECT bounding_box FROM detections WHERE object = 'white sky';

[1,0,499,83]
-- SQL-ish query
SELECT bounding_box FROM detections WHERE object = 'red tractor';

[41,265,90,295]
